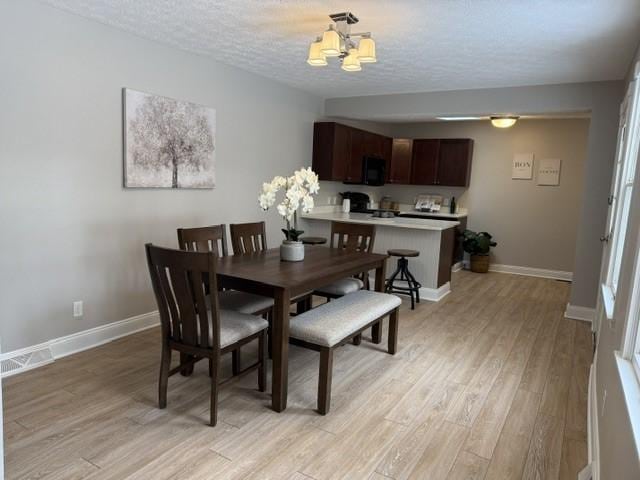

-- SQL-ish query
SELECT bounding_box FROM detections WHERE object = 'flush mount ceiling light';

[490,115,519,128]
[307,12,377,72]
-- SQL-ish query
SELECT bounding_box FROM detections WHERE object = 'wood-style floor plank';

[2,271,591,480]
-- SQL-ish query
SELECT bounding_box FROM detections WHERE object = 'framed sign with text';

[512,153,534,179]
[537,158,562,186]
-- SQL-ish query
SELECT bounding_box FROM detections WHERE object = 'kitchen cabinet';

[411,139,440,185]
[312,122,351,181]
[388,139,413,184]
[437,139,474,187]
[312,122,473,187]
[312,122,391,182]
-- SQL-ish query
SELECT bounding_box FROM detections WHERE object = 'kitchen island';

[300,209,460,301]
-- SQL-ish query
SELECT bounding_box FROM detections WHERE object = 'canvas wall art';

[123,89,216,188]
[537,158,562,186]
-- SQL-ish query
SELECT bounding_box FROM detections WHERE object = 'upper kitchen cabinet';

[387,138,413,184]
[312,122,391,182]
[411,139,440,185]
[436,139,474,187]
[312,122,473,187]
[312,122,351,181]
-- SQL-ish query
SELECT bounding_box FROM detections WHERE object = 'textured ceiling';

[43,0,640,98]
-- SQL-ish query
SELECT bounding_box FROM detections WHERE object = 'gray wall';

[326,81,623,308]
[317,118,590,273]
[0,1,323,352]
[594,46,640,480]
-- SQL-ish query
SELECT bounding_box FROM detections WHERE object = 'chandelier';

[307,12,377,72]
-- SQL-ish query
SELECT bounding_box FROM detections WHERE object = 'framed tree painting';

[123,89,216,188]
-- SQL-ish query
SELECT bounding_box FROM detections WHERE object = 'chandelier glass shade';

[357,37,376,63]
[320,28,341,57]
[341,48,361,72]
[307,38,327,66]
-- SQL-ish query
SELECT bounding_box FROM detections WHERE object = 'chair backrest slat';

[230,222,267,255]
[177,225,228,257]
[146,244,219,351]
[330,222,376,253]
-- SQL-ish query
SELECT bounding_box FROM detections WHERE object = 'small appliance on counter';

[340,191,371,212]
[341,191,399,217]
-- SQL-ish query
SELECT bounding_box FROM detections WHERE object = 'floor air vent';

[1,347,54,377]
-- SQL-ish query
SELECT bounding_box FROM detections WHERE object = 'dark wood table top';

[217,247,388,296]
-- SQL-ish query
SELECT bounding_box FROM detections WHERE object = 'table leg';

[372,261,387,344]
[272,288,290,412]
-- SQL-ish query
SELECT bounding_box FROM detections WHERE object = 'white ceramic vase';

[280,240,305,262]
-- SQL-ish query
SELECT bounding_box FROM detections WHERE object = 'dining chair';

[177,225,274,373]
[229,221,267,255]
[314,221,376,300]
[230,220,314,315]
[145,243,267,426]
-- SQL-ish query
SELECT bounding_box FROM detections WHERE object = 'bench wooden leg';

[232,348,241,375]
[352,333,362,345]
[388,309,399,355]
[258,331,267,392]
[372,321,383,344]
[318,347,333,415]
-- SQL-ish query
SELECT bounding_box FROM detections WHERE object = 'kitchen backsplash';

[315,181,469,209]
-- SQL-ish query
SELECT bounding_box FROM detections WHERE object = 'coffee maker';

[340,192,371,213]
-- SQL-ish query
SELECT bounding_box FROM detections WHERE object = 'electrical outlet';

[73,301,83,318]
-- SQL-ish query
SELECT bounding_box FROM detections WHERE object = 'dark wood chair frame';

[314,221,377,301]
[146,243,267,426]
[229,221,314,315]
[290,306,399,415]
[177,224,272,373]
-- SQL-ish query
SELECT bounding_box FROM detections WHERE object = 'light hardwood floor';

[3,271,591,479]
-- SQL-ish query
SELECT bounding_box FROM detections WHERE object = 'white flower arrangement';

[258,167,320,241]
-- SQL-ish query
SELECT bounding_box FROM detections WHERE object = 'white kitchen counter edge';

[301,211,459,231]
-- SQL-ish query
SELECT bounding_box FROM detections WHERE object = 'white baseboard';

[565,303,596,323]
[588,363,600,480]
[451,261,464,273]
[0,311,159,378]
[419,282,451,302]
[462,261,573,281]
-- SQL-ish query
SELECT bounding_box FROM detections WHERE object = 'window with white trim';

[607,80,640,299]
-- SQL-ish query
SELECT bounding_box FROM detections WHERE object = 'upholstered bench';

[289,290,401,414]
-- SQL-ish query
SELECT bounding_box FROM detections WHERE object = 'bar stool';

[386,249,422,310]
[300,236,327,246]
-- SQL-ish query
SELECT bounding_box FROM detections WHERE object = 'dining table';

[216,246,389,412]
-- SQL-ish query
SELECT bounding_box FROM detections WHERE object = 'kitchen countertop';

[398,210,467,219]
[301,211,459,231]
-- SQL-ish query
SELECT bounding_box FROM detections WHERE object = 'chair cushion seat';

[218,290,274,314]
[216,310,269,349]
[290,290,401,348]
[314,277,364,297]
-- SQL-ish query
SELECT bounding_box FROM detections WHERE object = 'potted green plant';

[462,230,497,273]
